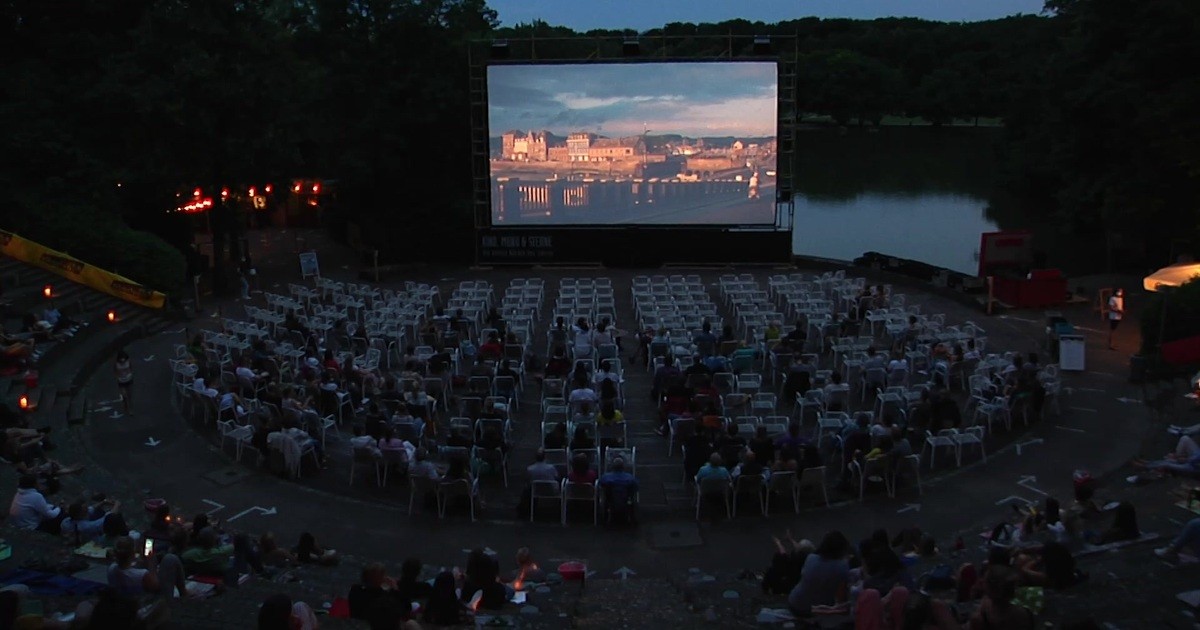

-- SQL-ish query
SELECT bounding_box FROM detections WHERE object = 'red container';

[557,561,586,582]
[23,370,37,389]
[143,498,166,514]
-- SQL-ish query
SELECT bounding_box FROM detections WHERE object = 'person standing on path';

[238,258,253,300]
[1107,287,1124,350]
[114,349,134,416]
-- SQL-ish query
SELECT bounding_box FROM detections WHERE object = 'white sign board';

[298,251,320,279]
[1059,334,1086,371]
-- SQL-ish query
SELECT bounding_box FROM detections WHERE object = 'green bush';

[1140,276,1200,355]
[11,203,185,295]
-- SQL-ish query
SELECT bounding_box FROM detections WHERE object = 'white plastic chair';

[530,479,562,523]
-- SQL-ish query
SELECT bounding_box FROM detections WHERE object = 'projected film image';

[488,61,778,225]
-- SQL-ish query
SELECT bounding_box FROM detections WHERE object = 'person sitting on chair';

[599,457,638,524]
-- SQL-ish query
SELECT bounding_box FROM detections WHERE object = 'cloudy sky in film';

[488,62,777,138]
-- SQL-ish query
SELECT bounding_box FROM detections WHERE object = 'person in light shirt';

[1107,287,1124,350]
[8,474,62,533]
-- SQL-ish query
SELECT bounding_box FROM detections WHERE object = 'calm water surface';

[791,192,997,275]
[788,127,1004,275]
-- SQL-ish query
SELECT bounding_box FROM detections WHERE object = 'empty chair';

[797,466,830,507]
[922,430,958,468]
[953,426,986,465]
[408,476,440,515]
[751,393,777,416]
[561,479,598,526]
[765,470,798,515]
[529,479,562,523]
[887,454,922,498]
[436,479,478,521]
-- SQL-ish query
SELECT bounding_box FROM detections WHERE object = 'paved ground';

[2,226,1196,628]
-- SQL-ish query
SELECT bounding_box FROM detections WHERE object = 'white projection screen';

[487,61,778,225]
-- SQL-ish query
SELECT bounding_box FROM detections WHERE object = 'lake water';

[788,127,1005,275]
[791,192,996,275]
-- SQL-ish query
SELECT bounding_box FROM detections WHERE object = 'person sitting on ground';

[259,532,295,568]
[509,547,547,584]
[8,474,63,533]
[1133,434,1200,476]
[1096,501,1140,545]
[1156,516,1200,561]
[695,453,732,484]
[295,531,338,566]
[598,457,639,522]
[145,504,176,542]
[349,562,398,620]
[62,497,126,544]
[107,535,185,600]
[424,571,464,626]
[181,527,234,576]
[763,531,813,595]
[788,531,851,617]
[568,453,597,484]
[387,558,429,608]
[0,328,34,368]
[460,548,507,610]
[258,593,319,630]
[969,565,1035,628]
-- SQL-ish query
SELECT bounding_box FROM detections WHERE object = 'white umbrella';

[1143,263,1200,292]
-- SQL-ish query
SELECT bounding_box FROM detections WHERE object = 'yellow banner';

[0,230,166,309]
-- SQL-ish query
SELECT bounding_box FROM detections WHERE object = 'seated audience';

[788,531,851,616]
[8,474,63,533]
[295,531,338,566]
[348,562,397,620]
[568,453,597,484]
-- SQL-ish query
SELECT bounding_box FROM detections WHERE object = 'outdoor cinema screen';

[487,61,778,226]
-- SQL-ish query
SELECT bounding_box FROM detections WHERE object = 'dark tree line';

[0,1,1194,293]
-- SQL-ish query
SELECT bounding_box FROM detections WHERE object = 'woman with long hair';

[423,571,463,626]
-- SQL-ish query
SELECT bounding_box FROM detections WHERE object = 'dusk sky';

[488,62,777,139]
[487,0,1048,31]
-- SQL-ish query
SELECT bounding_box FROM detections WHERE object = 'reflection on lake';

[789,127,1005,274]
[791,193,997,275]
